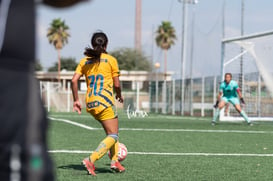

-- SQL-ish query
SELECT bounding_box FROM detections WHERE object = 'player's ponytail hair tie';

[95,37,105,46]
[91,31,108,49]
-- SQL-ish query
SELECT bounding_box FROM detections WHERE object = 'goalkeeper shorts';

[221,96,240,105]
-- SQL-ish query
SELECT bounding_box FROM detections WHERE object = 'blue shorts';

[221,96,240,105]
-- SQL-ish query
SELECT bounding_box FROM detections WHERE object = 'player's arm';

[214,91,223,108]
[217,91,223,101]
[236,88,243,98]
[236,88,246,104]
[113,76,123,103]
[110,56,123,103]
[71,73,82,114]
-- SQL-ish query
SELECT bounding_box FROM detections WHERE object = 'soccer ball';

[108,142,128,162]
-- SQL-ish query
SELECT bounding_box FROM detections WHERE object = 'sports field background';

[48,110,273,181]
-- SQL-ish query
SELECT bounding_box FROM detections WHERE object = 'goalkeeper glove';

[213,100,219,108]
[240,98,245,104]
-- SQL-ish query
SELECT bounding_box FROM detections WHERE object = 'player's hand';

[116,95,124,103]
[240,98,245,105]
[73,100,82,114]
[213,100,219,108]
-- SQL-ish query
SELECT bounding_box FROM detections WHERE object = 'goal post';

[220,30,273,122]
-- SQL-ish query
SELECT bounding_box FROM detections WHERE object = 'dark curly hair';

[225,73,232,78]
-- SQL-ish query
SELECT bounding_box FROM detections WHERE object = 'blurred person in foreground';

[212,73,253,126]
[0,0,88,180]
[71,31,125,176]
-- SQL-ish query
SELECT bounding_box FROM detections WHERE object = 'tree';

[47,18,70,81]
[110,48,151,71]
[48,57,78,72]
[155,21,176,80]
[155,21,176,114]
[35,61,43,71]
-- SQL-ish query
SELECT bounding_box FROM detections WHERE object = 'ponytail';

[84,31,108,62]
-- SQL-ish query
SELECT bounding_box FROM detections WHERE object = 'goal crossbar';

[222,30,273,43]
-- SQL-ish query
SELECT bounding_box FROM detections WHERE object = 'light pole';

[240,0,245,94]
[135,0,142,52]
[154,62,160,113]
[189,2,197,116]
[178,0,198,116]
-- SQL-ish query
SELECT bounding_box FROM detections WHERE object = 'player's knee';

[108,134,119,142]
[218,102,225,109]
[235,105,241,112]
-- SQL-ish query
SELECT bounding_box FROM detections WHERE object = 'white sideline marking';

[130,152,273,157]
[49,117,101,130]
[50,114,209,121]
[48,150,273,157]
[49,150,90,154]
[120,128,273,134]
[49,117,273,134]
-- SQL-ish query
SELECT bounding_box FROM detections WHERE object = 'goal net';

[220,31,273,122]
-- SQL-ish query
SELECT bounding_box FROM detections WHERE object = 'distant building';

[35,70,173,91]
[35,70,174,112]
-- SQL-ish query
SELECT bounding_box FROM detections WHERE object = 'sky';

[36,0,273,78]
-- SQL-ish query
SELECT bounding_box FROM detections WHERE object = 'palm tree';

[155,21,176,114]
[47,18,70,81]
[155,21,176,80]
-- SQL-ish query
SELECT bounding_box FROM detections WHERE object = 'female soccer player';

[71,31,125,176]
[212,73,253,126]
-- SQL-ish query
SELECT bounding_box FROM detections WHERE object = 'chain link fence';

[39,73,273,118]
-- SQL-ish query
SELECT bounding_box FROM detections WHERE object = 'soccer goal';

[219,30,273,122]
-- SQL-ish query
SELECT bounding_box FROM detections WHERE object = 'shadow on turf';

[57,164,113,174]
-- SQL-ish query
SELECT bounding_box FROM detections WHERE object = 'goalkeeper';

[212,73,252,126]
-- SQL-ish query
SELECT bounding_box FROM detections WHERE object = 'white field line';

[120,128,273,134]
[49,117,273,134]
[49,117,101,130]
[50,114,209,121]
[48,150,273,157]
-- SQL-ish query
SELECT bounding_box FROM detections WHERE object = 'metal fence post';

[201,77,205,117]
[172,79,175,115]
[47,82,50,112]
[67,82,71,112]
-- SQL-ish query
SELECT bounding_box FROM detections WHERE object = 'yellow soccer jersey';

[75,53,120,114]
